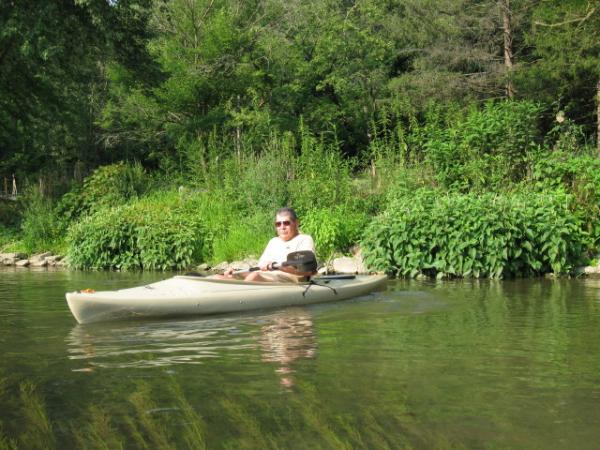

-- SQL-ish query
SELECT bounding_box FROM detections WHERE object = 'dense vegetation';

[1,0,599,277]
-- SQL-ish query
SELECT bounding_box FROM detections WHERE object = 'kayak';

[65,274,388,324]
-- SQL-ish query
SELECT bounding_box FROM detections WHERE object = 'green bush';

[67,193,207,270]
[60,161,149,221]
[210,210,273,263]
[289,126,355,213]
[529,148,600,244]
[0,198,20,228]
[19,189,65,254]
[301,206,368,259]
[422,101,543,190]
[0,223,19,251]
[362,189,588,278]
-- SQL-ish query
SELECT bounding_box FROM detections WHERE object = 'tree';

[518,0,600,150]
[0,0,156,186]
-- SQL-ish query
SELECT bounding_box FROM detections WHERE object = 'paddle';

[233,250,317,274]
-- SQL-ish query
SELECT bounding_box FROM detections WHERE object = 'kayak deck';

[65,274,387,324]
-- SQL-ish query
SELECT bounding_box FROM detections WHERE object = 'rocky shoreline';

[3,249,599,277]
[1,252,68,268]
[0,252,368,274]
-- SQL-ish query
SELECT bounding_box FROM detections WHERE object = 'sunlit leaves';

[362,189,588,278]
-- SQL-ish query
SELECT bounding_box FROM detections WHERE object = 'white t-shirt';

[258,234,315,267]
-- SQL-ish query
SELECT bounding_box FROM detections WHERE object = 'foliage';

[289,126,355,214]
[209,210,273,263]
[529,147,600,245]
[1,0,598,273]
[518,1,600,136]
[0,224,19,253]
[0,0,155,181]
[67,192,207,270]
[57,162,150,221]
[418,100,544,190]
[301,207,368,260]
[0,200,20,228]
[19,189,65,254]
[362,189,588,278]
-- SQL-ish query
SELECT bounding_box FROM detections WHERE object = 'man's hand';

[261,262,275,271]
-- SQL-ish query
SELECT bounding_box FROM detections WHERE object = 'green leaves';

[362,188,588,278]
[67,195,207,270]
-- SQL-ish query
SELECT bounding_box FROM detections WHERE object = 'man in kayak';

[219,207,316,282]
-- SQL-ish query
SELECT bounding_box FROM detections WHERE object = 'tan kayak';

[65,274,388,324]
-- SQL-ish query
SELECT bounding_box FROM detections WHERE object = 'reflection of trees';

[258,308,317,389]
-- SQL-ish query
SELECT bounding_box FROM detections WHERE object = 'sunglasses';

[275,220,292,227]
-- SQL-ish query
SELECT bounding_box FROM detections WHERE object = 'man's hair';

[276,207,298,221]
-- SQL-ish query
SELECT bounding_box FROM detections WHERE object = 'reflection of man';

[259,309,317,388]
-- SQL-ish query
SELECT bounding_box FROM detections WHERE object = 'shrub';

[0,198,20,228]
[362,189,588,278]
[422,100,544,190]
[67,193,207,270]
[210,210,273,263]
[529,148,600,245]
[19,189,65,254]
[0,223,19,251]
[62,161,149,220]
[288,126,355,213]
[301,206,368,260]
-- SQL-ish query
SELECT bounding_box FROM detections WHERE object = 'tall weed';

[289,125,354,214]
[19,189,64,254]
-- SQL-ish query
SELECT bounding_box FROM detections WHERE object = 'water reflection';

[257,308,317,388]
[66,308,317,378]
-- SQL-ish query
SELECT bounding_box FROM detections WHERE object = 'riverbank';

[0,250,369,275]
[0,251,67,268]
[4,101,600,279]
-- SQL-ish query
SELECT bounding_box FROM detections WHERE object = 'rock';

[30,252,52,262]
[55,258,69,268]
[30,258,48,267]
[212,261,230,273]
[197,263,210,271]
[1,252,27,265]
[15,259,30,267]
[45,255,63,265]
[1,252,27,259]
[229,260,251,271]
[332,256,366,274]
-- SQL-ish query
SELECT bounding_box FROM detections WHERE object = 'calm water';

[1,269,600,449]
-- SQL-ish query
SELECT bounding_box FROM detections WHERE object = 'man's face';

[275,214,299,241]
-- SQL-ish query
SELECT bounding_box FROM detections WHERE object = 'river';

[1,268,600,449]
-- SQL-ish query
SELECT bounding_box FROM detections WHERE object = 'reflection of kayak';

[65,274,388,324]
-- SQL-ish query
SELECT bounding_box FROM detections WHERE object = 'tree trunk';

[500,0,514,98]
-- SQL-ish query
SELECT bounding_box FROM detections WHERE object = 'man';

[221,207,316,282]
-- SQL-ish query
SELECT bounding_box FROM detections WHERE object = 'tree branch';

[534,4,597,28]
